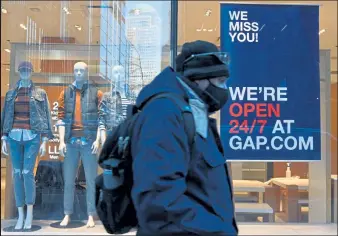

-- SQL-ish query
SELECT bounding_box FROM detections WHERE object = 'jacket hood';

[136,67,188,108]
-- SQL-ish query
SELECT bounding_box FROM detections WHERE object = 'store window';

[178,0,337,224]
[1,0,171,232]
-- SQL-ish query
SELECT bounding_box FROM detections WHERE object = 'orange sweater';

[58,88,103,137]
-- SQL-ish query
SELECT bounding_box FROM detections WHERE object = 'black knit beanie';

[176,40,229,80]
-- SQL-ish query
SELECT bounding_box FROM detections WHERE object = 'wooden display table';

[270,178,309,191]
[266,178,309,222]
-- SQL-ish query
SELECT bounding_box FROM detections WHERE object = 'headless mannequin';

[57,62,106,227]
[1,70,47,230]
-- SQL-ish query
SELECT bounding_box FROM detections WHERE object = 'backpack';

[95,93,196,234]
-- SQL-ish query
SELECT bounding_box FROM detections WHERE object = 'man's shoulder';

[140,94,190,122]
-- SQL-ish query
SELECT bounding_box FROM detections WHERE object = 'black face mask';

[201,82,229,113]
[180,76,229,113]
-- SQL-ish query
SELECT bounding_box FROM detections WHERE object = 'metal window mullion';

[170,0,178,70]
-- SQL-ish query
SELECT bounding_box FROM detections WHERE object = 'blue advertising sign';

[220,3,320,161]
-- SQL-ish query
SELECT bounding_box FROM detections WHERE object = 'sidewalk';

[1,220,337,235]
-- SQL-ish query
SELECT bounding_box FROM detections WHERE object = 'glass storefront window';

[0,0,336,234]
[1,0,171,232]
[178,0,337,225]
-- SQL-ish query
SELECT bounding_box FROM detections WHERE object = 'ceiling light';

[75,25,81,30]
[203,29,207,32]
[205,9,212,16]
[208,29,213,32]
[6,68,10,71]
[63,6,71,14]
[1,7,7,14]
[20,24,27,30]
[4,49,10,53]
[30,7,41,12]
[134,9,140,15]
[319,29,326,35]
[196,29,202,32]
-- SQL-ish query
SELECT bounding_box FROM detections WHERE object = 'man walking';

[131,40,238,235]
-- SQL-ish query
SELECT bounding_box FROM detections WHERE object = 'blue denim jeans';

[63,138,98,216]
[8,135,40,207]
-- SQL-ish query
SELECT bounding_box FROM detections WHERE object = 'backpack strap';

[140,93,196,149]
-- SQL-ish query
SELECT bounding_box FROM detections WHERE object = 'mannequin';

[55,62,105,228]
[98,65,125,141]
[1,61,53,230]
[112,65,127,99]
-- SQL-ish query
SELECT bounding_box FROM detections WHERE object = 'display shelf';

[242,169,266,172]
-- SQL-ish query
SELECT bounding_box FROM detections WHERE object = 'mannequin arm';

[38,140,48,157]
[58,125,66,157]
[58,125,65,144]
[1,96,9,156]
[0,97,8,137]
[91,127,105,154]
[95,127,101,142]
[56,90,66,157]
[98,93,109,132]
[1,138,9,156]
[99,128,107,144]
[44,92,54,139]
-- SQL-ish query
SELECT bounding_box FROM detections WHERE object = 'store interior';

[0,0,337,227]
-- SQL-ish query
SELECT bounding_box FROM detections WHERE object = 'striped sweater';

[12,87,31,130]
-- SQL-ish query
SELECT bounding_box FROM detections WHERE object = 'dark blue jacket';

[131,67,238,235]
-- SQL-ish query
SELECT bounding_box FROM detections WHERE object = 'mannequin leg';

[86,215,95,228]
[7,139,25,230]
[22,136,40,230]
[14,207,25,230]
[23,205,33,229]
[60,215,71,226]
[80,144,98,228]
[61,143,80,226]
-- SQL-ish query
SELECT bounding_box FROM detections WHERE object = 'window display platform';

[1,221,337,235]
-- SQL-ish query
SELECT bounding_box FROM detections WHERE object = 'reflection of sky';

[126,1,170,46]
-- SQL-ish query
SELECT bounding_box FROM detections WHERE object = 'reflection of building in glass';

[126,4,162,91]
[100,0,131,90]
[100,0,133,120]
